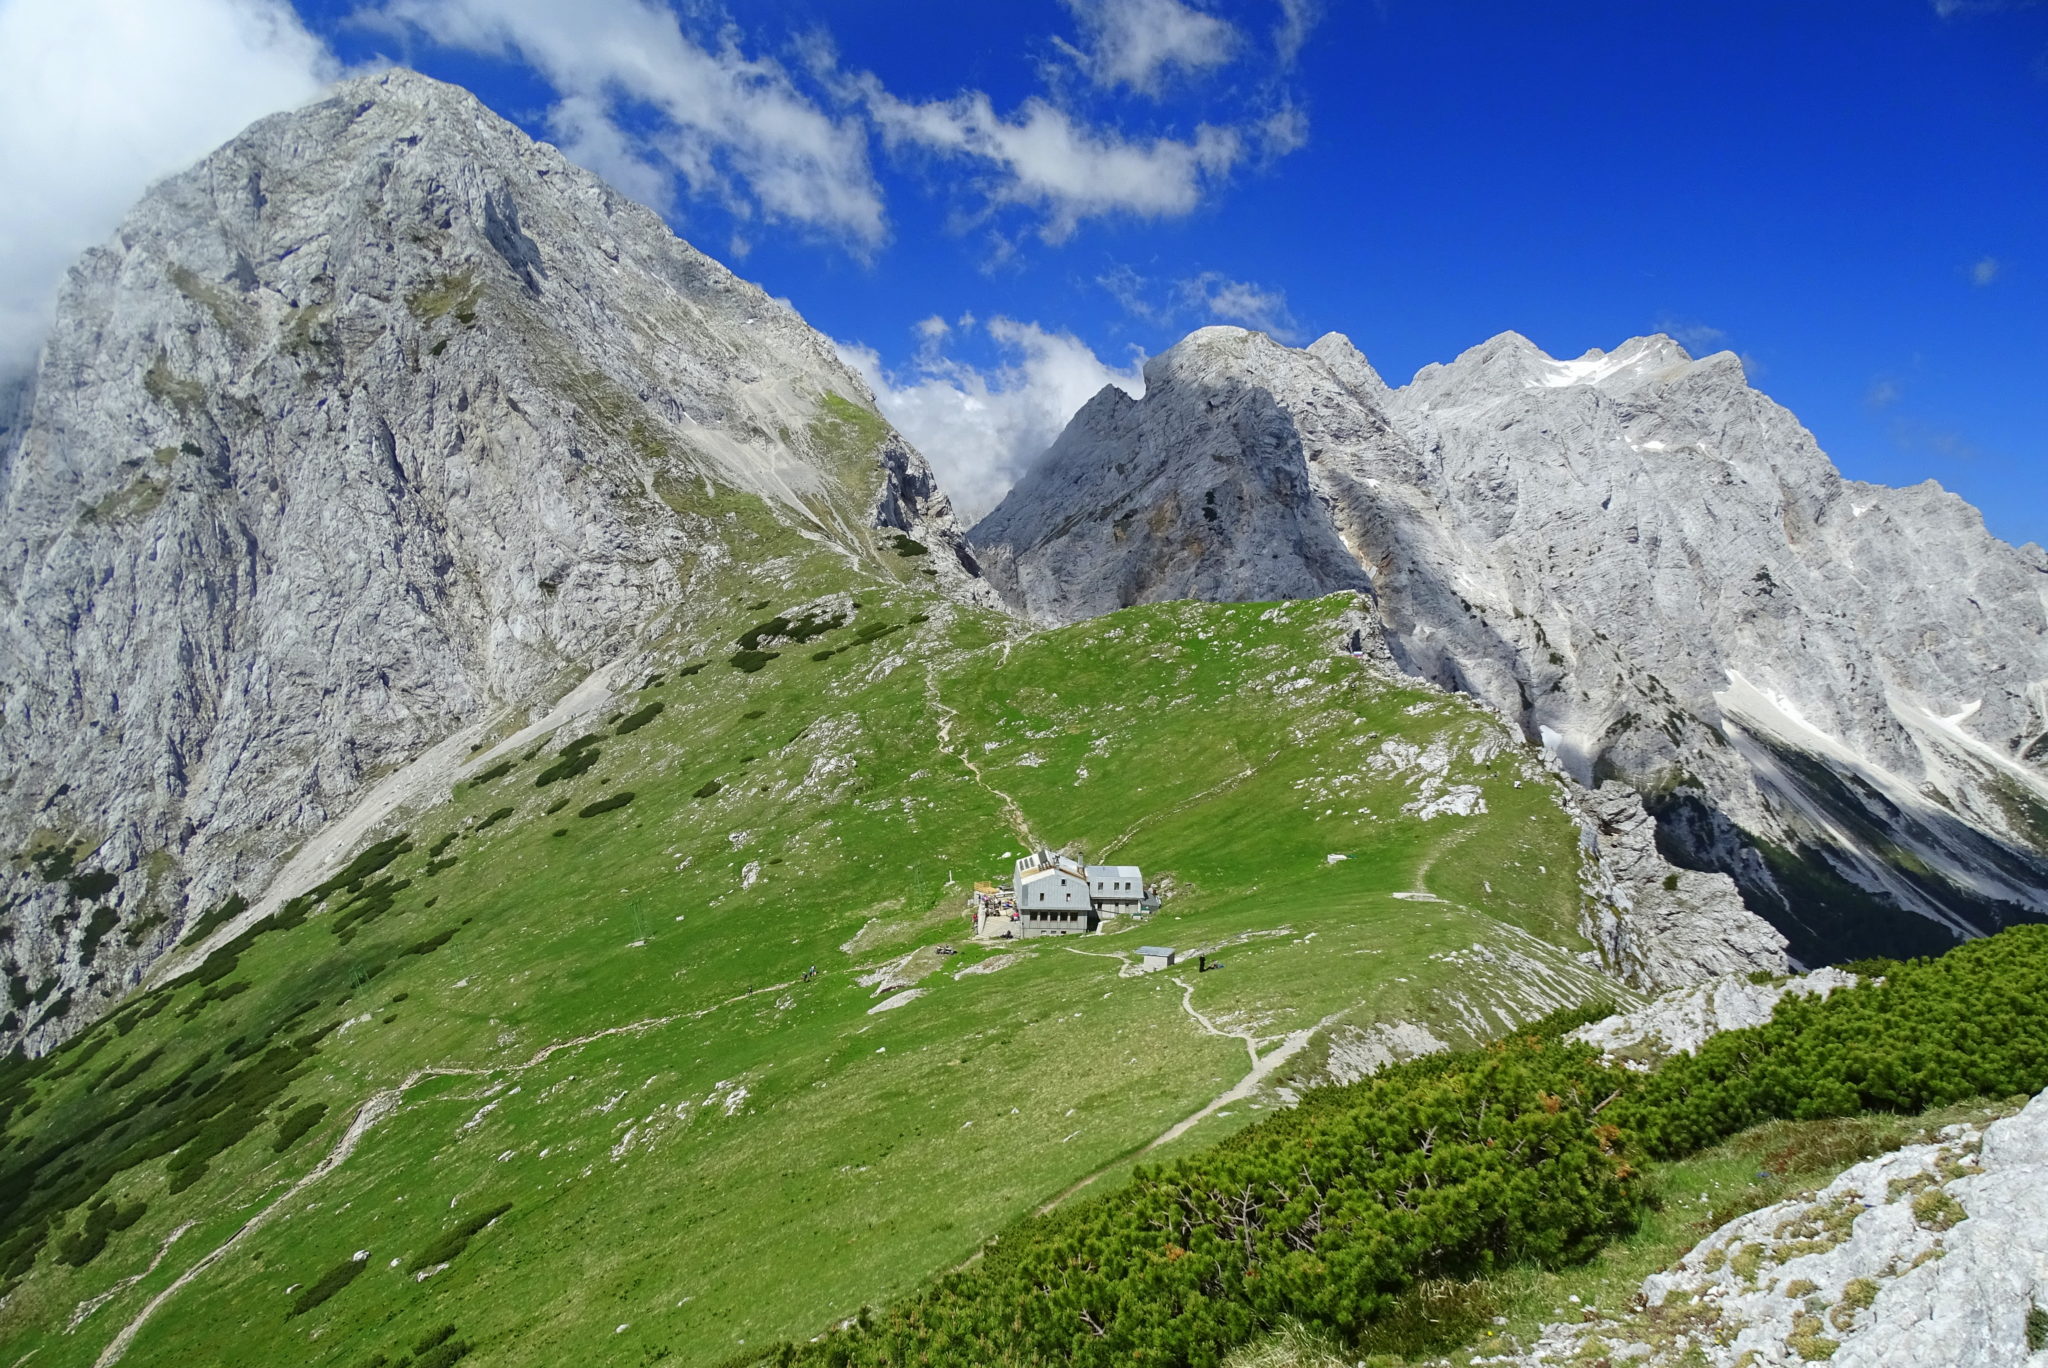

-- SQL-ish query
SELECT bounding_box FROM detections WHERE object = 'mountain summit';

[971,324,2048,963]
[0,69,981,1052]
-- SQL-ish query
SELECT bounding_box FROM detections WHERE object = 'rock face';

[973,326,2048,965]
[1572,781,1789,990]
[0,69,983,1054]
[1496,1087,2048,1367]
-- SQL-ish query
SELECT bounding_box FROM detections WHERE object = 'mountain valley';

[0,63,2044,1368]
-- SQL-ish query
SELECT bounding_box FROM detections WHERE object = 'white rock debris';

[866,989,923,1014]
[1570,967,1861,1068]
[1317,1020,1448,1085]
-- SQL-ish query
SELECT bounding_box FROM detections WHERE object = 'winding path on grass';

[88,979,797,1367]
[1031,971,1350,1217]
[925,662,1039,848]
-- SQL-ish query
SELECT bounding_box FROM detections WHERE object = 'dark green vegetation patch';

[310,836,415,901]
[289,1254,368,1317]
[55,1195,147,1268]
[466,758,516,787]
[407,1202,513,1274]
[534,736,602,787]
[273,1101,329,1152]
[613,700,665,734]
[577,792,635,819]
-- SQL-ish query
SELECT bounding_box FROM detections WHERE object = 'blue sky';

[4,0,2044,538]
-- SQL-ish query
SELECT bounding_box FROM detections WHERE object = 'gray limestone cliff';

[972,326,2048,967]
[0,69,984,1054]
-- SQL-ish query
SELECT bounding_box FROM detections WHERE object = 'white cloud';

[1057,0,1237,95]
[862,86,1246,242]
[364,0,887,248]
[1971,255,2001,286]
[0,0,337,372]
[1177,271,1297,337]
[546,92,674,215]
[1099,265,1299,340]
[1272,0,1323,64]
[1866,376,1904,409]
[1652,316,1731,355]
[839,318,1145,522]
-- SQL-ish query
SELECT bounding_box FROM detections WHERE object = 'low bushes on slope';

[1614,925,2048,1154]
[766,926,2048,1368]
[776,1033,1641,1367]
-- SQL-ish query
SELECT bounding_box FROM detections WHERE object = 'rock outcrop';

[0,69,983,1053]
[1569,965,1860,1067]
[1495,1087,2048,1367]
[972,326,2048,965]
[1572,781,1789,989]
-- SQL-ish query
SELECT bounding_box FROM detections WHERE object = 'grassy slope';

[0,572,1623,1368]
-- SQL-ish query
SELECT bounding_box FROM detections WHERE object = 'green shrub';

[534,736,602,787]
[273,1102,329,1153]
[414,1325,458,1355]
[889,534,928,557]
[77,905,121,965]
[309,836,414,901]
[329,877,410,944]
[413,1341,473,1368]
[475,807,515,832]
[66,869,119,902]
[407,1202,512,1273]
[182,893,248,944]
[693,780,723,799]
[614,701,665,734]
[578,792,635,819]
[781,1036,1641,1367]
[289,1255,366,1316]
[466,759,515,787]
[1615,926,2048,1157]
[734,610,844,662]
[55,1196,147,1268]
[98,1047,165,1092]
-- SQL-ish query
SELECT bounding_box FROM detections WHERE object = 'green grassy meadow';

[0,585,1623,1368]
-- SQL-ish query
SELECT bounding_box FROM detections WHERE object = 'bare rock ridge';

[0,68,983,1054]
[972,325,2048,965]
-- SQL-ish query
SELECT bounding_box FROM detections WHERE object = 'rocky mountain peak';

[0,67,982,1053]
[1304,331,1393,403]
[972,324,2048,967]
